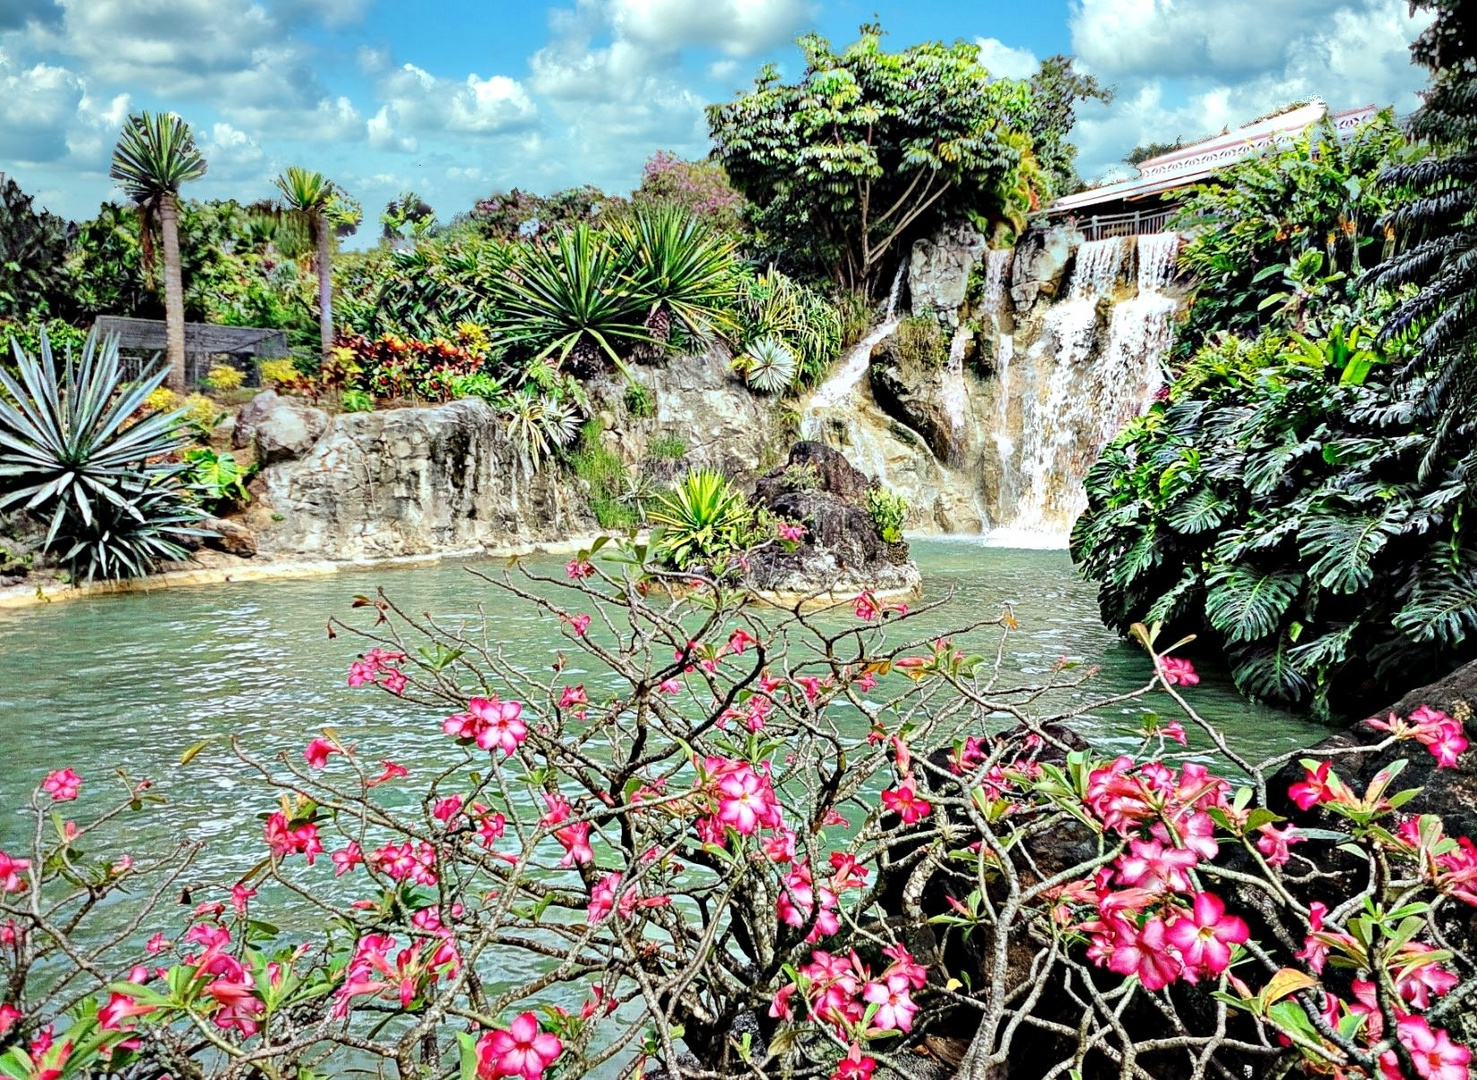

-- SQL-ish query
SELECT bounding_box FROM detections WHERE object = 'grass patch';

[571,421,640,529]
[648,433,687,460]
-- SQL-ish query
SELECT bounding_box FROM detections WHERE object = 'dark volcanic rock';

[868,337,961,465]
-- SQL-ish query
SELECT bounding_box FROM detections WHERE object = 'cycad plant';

[110,111,207,391]
[0,329,199,581]
[492,225,652,374]
[649,468,753,570]
[615,206,739,357]
[268,167,358,361]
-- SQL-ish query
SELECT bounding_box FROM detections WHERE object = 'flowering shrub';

[2,546,1475,1080]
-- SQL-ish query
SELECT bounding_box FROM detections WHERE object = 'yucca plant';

[615,206,739,358]
[732,335,796,394]
[649,467,753,570]
[109,111,207,391]
[0,329,199,581]
[503,389,580,470]
[491,225,652,374]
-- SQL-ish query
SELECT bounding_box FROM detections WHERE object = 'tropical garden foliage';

[709,25,1043,293]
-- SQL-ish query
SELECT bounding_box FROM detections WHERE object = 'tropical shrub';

[709,24,1038,292]
[0,176,74,320]
[0,329,198,580]
[462,184,619,242]
[6,548,1477,1080]
[339,238,509,340]
[731,335,797,394]
[184,446,250,508]
[649,467,754,569]
[732,268,842,388]
[340,387,375,413]
[336,333,490,403]
[614,205,739,352]
[632,150,748,237]
[1172,113,1406,359]
[1072,315,1477,717]
[623,379,655,419]
[491,224,652,373]
[203,364,245,392]
[447,371,511,408]
[258,357,299,388]
[865,487,908,543]
[1364,0,1477,471]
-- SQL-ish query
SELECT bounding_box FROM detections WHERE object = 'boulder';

[199,516,257,558]
[1010,223,1082,310]
[248,398,589,560]
[254,401,329,465]
[232,390,280,450]
[908,221,987,324]
[641,343,779,485]
[867,338,963,465]
[747,443,920,601]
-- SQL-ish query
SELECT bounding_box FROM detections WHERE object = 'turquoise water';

[0,540,1326,873]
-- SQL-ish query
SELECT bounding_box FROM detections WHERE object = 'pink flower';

[476,1012,563,1080]
[1116,838,1199,894]
[1387,1014,1472,1080]
[587,873,621,924]
[554,821,593,867]
[727,627,757,655]
[1394,942,1460,1010]
[263,813,322,864]
[145,933,171,953]
[565,613,592,636]
[1412,706,1469,768]
[881,943,927,989]
[831,1045,875,1080]
[303,738,339,769]
[468,697,529,757]
[433,796,464,823]
[0,1004,19,1036]
[1164,892,1248,982]
[564,557,593,579]
[230,883,256,915]
[41,768,81,802]
[370,841,438,886]
[332,843,364,876]
[558,685,587,711]
[658,677,682,694]
[1162,721,1188,745]
[768,982,796,1021]
[853,592,880,621]
[98,990,156,1030]
[368,760,408,787]
[1105,916,1181,990]
[1158,656,1199,687]
[1288,761,1337,810]
[380,668,408,696]
[776,521,805,543]
[881,778,931,824]
[777,861,840,942]
[1255,823,1304,866]
[861,973,917,1032]
[714,761,782,835]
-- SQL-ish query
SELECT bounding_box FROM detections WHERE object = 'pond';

[0,539,1327,873]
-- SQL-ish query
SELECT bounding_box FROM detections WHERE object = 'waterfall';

[942,324,971,436]
[800,263,907,434]
[982,248,1013,311]
[994,234,1178,538]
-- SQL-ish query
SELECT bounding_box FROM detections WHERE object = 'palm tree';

[110,112,207,393]
[271,167,356,361]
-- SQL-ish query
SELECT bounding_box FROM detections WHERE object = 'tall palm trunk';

[158,192,187,392]
[316,212,334,360]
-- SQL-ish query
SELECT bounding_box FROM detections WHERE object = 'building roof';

[1050,101,1380,215]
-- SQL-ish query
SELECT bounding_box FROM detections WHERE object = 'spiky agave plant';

[615,205,739,359]
[0,328,200,581]
[733,335,797,394]
[492,225,652,375]
[648,468,753,570]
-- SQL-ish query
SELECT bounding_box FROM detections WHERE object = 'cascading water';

[800,263,907,432]
[1005,238,1131,534]
[942,324,971,437]
[982,248,1014,311]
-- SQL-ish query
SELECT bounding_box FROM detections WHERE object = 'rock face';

[908,221,987,325]
[246,398,589,560]
[199,516,257,558]
[232,390,280,451]
[868,335,964,466]
[1009,223,1082,310]
[254,400,329,465]
[746,442,921,601]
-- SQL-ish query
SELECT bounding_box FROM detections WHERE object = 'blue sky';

[0,0,1432,240]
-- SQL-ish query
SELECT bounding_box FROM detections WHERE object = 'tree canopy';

[707,25,1039,293]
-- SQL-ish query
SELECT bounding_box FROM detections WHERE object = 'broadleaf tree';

[707,24,1039,294]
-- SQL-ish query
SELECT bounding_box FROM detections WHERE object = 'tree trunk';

[317,214,334,362]
[158,193,187,393]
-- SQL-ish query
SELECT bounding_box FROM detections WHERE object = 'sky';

[0,0,1435,242]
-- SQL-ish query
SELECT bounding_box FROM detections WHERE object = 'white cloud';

[975,37,1038,81]
[199,121,270,181]
[602,0,813,57]
[1067,0,1431,183]
[0,51,88,163]
[375,63,538,139]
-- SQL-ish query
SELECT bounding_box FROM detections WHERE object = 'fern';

[1204,566,1302,643]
